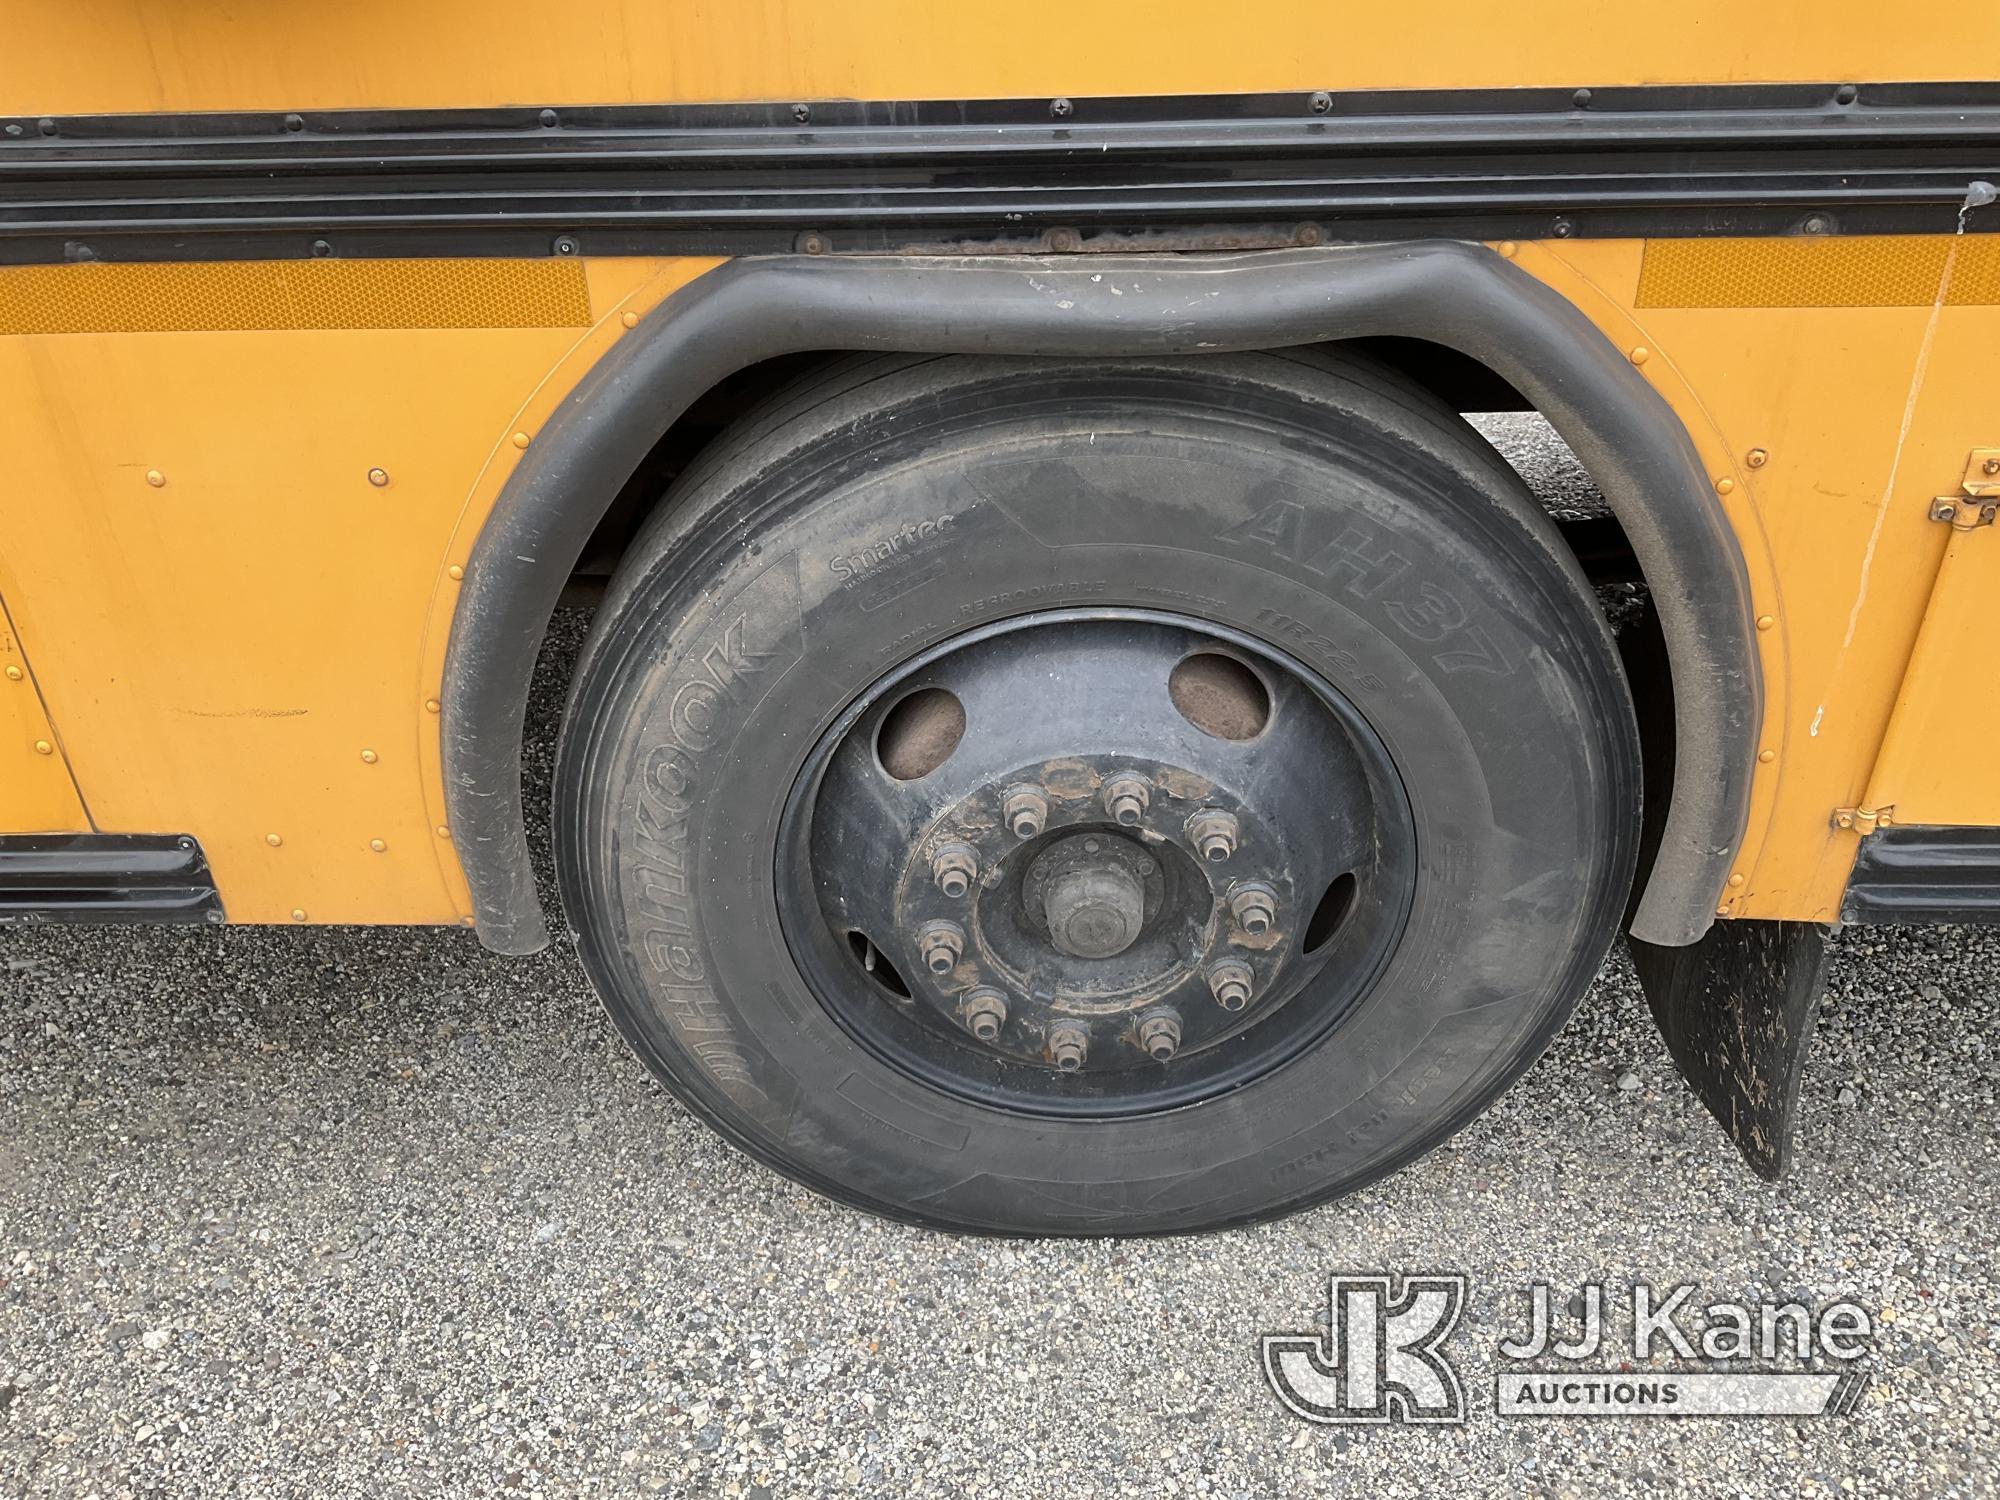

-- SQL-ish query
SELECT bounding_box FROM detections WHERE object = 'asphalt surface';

[2,416,1997,1498]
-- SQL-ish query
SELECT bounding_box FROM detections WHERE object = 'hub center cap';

[1038,838,1146,959]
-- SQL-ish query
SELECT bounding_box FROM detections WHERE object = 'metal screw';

[1309,91,1333,114]
[918,919,965,975]
[552,235,578,255]
[1229,881,1278,936]
[1137,1007,1182,1062]
[1049,97,1073,119]
[1048,1020,1089,1072]
[1207,958,1254,1012]
[1984,458,2000,477]
[962,987,1008,1042]
[1187,808,1240,863]
[1745,448,1769,469]
[310,239,333,258]
[1551,216,1576,239]
[282,113,304,133]
[1571,87,1593,108]
[1802,213,1832,235]
[539,108,560,128]
[1004,786,1048,840]
[1047,227,1081,252]
[1102,773,1151,826]
[1933,500,1959,522]
[36,118,57,137]
[931,843,978,899]
[1835,84,1858,105]
[791,102,812,124]
[797,232,828,255]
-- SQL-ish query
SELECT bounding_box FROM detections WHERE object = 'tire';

[556,350,1640,1236]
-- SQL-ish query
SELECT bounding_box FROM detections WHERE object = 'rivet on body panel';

[511,432,531,449]
[3,666,21,682]
[620,311,639,328]
[291,908,307,922]
[367,467,390,487]
[369,838,387,853]
[1759,749,1776,764]
[1715,477,1736,495]
[1756,615,1775,631]
[448,565,465,581]
[266,832,282,847]
[360,748,379,764]
[1627,346,1649,365]
[144,470,166,488]
[33,739,52,755]
[425,699,440,714]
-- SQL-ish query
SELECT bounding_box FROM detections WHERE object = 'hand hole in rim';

[1169,651,1272,741]
[846,930,912,998]
[1304,871,1359,954]
[875,686,965,780]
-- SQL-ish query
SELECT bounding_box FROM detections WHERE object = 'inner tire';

[556,350,1640,1236]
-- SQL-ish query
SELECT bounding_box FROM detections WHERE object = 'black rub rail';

[2,82,1997,263]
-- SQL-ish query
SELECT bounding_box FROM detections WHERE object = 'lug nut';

[1048,1020,1090,1072]
[1229,881,1278,936]
[918,919,965,975]
[1003,785,1048,840]
[1187,808,1240,863]
[931,843,978,898]
[1207,958,1254,1012]
[1102,773,1151,826]
[1137,1006,1182,1062]
[962,987,1008,1042]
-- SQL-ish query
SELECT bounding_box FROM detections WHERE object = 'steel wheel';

[779,611,1415,1114]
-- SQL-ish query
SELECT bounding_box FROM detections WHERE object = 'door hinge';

[1930,448,2000,531]
[1832,804,1894,835]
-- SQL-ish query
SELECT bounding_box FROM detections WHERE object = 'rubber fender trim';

[441,244,1758,953]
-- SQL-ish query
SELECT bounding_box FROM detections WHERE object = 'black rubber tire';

[556,351,1640,1236]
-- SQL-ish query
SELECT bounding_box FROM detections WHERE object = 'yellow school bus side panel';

[1524,238,2000,922]
[5,238,1996,927]
[0,596,91,833]
[4,2,1998,113]
[0,256,712,923]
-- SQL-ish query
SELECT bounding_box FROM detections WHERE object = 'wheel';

[556,350,1640,1235]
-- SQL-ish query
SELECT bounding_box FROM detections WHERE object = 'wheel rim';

[774,610,1418,1118]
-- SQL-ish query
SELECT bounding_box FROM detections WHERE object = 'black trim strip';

[0,833,222,925]
[1844,825,2000,924]
[4,82,1998,264]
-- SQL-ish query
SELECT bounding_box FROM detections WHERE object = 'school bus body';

[2,3,1997,1220]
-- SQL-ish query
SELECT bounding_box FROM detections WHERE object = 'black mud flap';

[1628,921,1832,1180]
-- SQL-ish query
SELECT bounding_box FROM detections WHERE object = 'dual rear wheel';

[556,350,1639,1235]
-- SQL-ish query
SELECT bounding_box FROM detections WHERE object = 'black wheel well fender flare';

[441,243,1759,954]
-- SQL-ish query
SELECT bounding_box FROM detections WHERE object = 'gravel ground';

[2,418,1996,1498]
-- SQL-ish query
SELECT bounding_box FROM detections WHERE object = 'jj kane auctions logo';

[1263,1274,1875,1424]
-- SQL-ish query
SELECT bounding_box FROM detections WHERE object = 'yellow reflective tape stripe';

[1637,235,2000,309]
[0,258,593,334]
